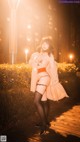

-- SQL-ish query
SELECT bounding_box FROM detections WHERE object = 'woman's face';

[41,42,49,51]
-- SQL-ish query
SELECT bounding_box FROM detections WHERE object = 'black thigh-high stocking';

[42,100,50,123]
[34,91,46,126]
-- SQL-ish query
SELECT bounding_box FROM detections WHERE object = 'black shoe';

[40,125,47,135]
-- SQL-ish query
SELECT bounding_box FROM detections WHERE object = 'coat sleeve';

[47,54,59,86]
[29,52,39,68]
[29,52,39,92]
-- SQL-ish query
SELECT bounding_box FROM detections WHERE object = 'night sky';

[0,0,80,63]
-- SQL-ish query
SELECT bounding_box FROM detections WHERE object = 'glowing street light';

[8,0,20,64]
[25,49,29,63]
[69,53,74,63]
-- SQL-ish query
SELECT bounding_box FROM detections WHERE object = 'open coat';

[29,52,69,101]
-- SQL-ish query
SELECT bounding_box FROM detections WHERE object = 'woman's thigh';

[36,76,50,95]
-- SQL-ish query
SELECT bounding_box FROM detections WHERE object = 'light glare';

[69,54,73,59]
[25,49,29,55]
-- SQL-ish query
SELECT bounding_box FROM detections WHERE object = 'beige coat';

[29,53,69,101]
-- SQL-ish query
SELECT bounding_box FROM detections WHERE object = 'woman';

[29,37,69,135]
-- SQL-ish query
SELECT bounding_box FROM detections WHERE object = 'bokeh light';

[69,53,74,63]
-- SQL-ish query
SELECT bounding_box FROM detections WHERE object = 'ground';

[0,75,80,142]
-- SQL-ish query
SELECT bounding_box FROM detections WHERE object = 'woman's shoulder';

[31,52,40,57]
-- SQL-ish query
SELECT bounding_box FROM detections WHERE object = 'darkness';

[51,0,80,61]
[0,0,80,63]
